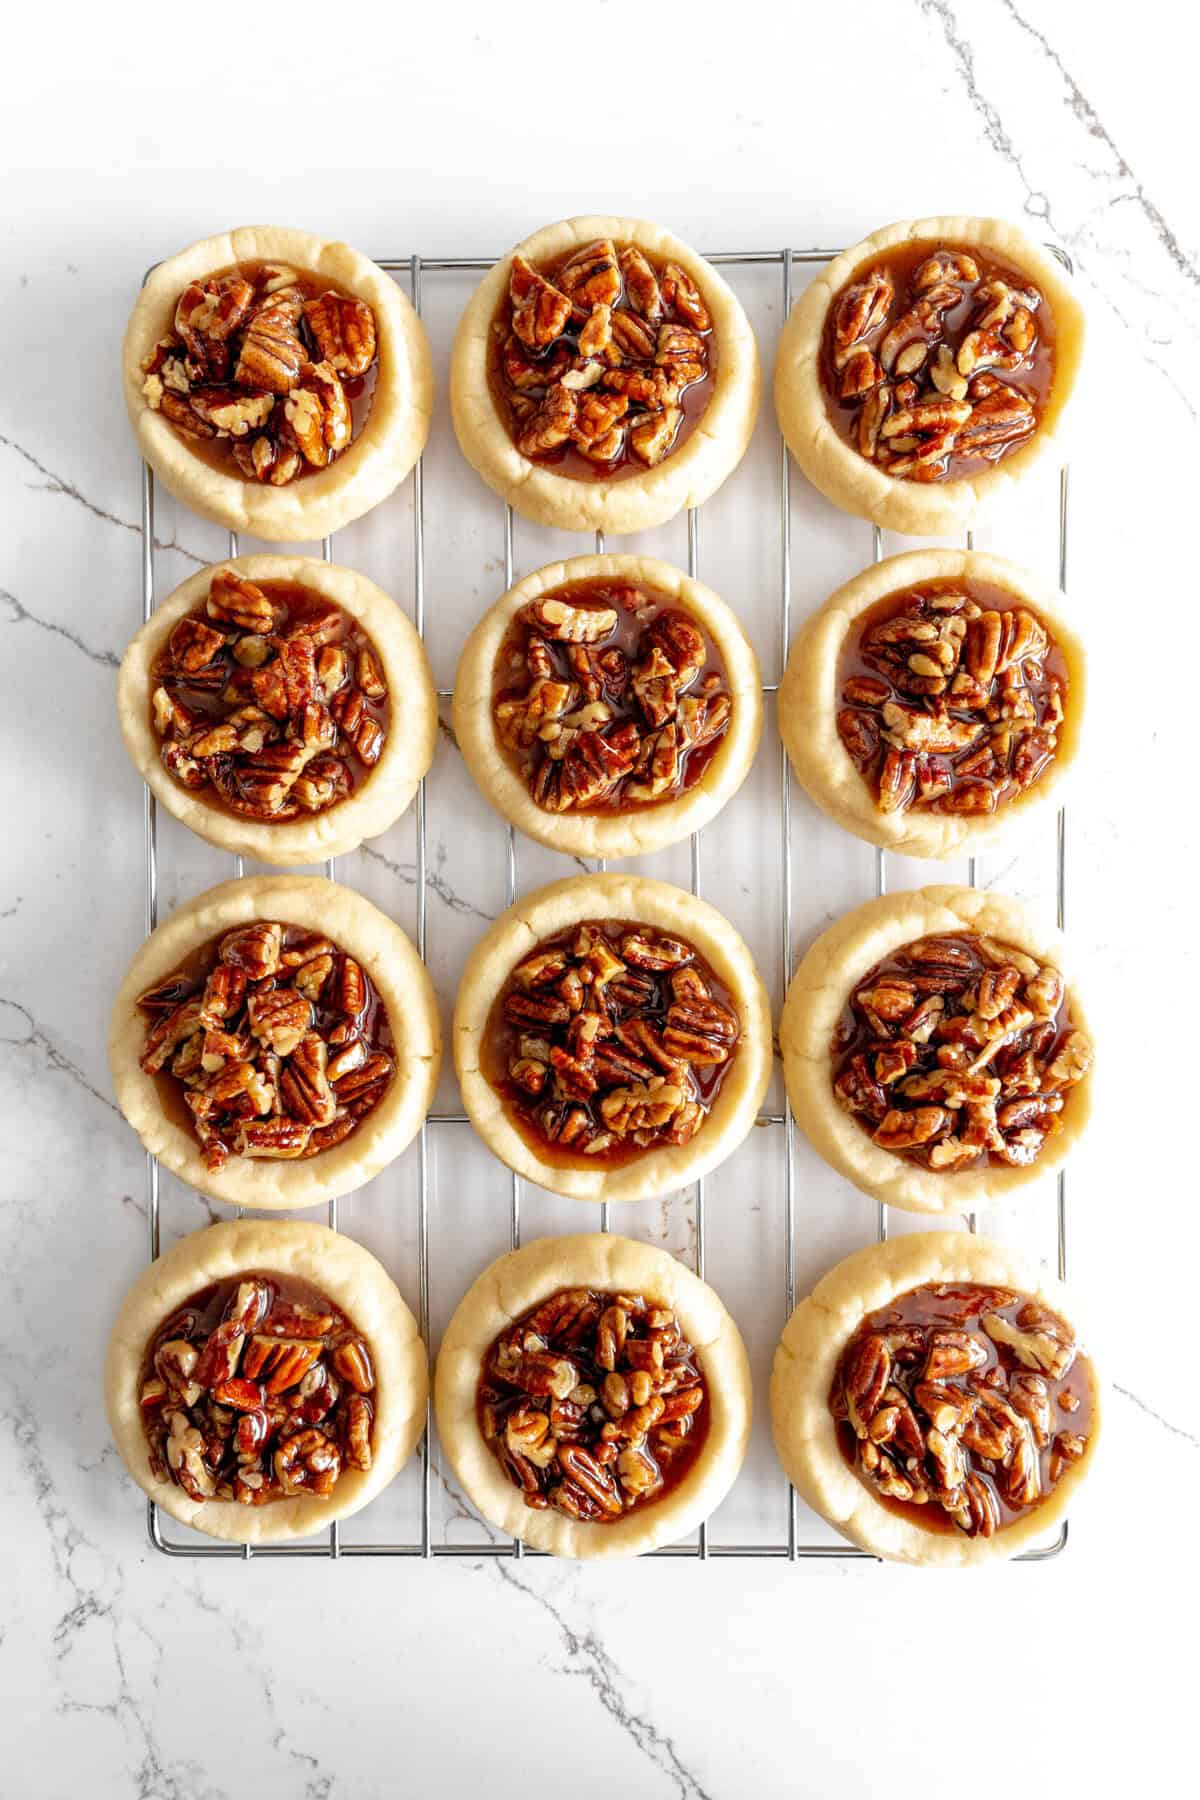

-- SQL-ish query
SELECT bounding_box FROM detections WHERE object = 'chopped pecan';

[283,362,352,466]
[481,1285,706,1521]
[234,300,306,394]
[833,929,1083,1172]
[303,291,377,377]
[619,246,663,321]
[835,1280,1090,1540]
[823,241,1046,482]
[558,239,621,308]
[515,382,576,456]
[510,255,573,348]
[497,240,710,472]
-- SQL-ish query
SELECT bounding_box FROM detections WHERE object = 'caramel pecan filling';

[836,578,1066,817]
[490,238,714,478]
[479,1288,708,1522]
[151,573,387,820]
[820,240,1054,482]
[141,1272,376,1507]
[832,932,1092,1171]
[136,921,394,1172]
[494,578,730,814]
[483,921,740,1169]
[140,260,378,487]
[832,1282,1093,1538]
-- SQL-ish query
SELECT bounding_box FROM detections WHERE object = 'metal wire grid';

[139,245,1072,1561]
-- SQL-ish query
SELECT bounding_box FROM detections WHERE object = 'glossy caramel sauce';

[492,576,730,814]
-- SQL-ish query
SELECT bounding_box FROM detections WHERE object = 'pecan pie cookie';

[775,217,1085,535]
[453,554,762,858]
[451,217,760,534]
[123,226,432,540]
[435,1234,751,1558]
[780,887,1093,1213]
[106,1219,428,1544]
[771,1231,1101,1565]
[454,875,772,1203]
[117,556,436,865]
[779,549,1085,858]
[110,876,439,1209]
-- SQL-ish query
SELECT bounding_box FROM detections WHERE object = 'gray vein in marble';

[1,1367,206,1800]
[919,0,1199,417]
[0,997,118,1116]
[1114,1382,1200,1449]
[492,1561,713,1799]
[0,430,205,565]
[3,585,118,669]
[998,0,1200,291]
[360,843,494,921]
[182,1583,346,1800]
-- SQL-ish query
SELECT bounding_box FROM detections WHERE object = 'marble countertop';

[2,3,1195,1794]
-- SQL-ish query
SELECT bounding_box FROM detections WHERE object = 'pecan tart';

[771,1231,1101,1565]
[109,876,439,1209]
[451,216,760,534]
[123,226,432,540]
[435,1234,751,1558]
[106,1219,427,1544]
[780,887,1093,1213]
[779,549,1085,858]
[454,875,772,1203]
[775,217,1085,534]
[453,554,762,857]
[118,556,435,865]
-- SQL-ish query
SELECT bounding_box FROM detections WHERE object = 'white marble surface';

[2,2,1196,1793]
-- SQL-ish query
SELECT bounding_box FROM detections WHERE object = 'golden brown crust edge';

[778,548,1086,858]
[453,874,773,1203]
[105,1219,428,1544]
[770,1230,1102,1566]
[117,555,437,865]
[774,215,1085,534]
[779,886,1093,1214]
[109,875,440,1210]
[452,554,763,858]
[450,215,760,534]
[435,1234,752,1558]
[123,226,433,541]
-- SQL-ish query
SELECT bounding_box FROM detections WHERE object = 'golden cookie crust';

[105,1219,428,1544]
[110,875,440,1210]
[778,549,1086,859]
[453,874,772,1203]
[117,555,436,865]
[771,1230,1102,1566]
[780,886,1093,1214]
[774,216,1085,535]
[453,554,762,858]
[123,226,433,540]
[435,1233,751,1559]
[450,215,760,534]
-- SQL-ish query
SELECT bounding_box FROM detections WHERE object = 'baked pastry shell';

[453,874,773,1203]
[109,875,440,1210]
[778,548,1086,859]
[117,555,437,865]
[435,1233,752,1559]
[774,215,1085,535]
[123,226,433,540]
[105,1219,428,1544]
[770,1229,1102,1567]
[453,553,763,858]
[780,885,1092,1214]
[450,215,760,534]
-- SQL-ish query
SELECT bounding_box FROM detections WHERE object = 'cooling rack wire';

[139,245,1072,1560]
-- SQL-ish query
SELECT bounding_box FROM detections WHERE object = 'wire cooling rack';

[138,245,1072,1560]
